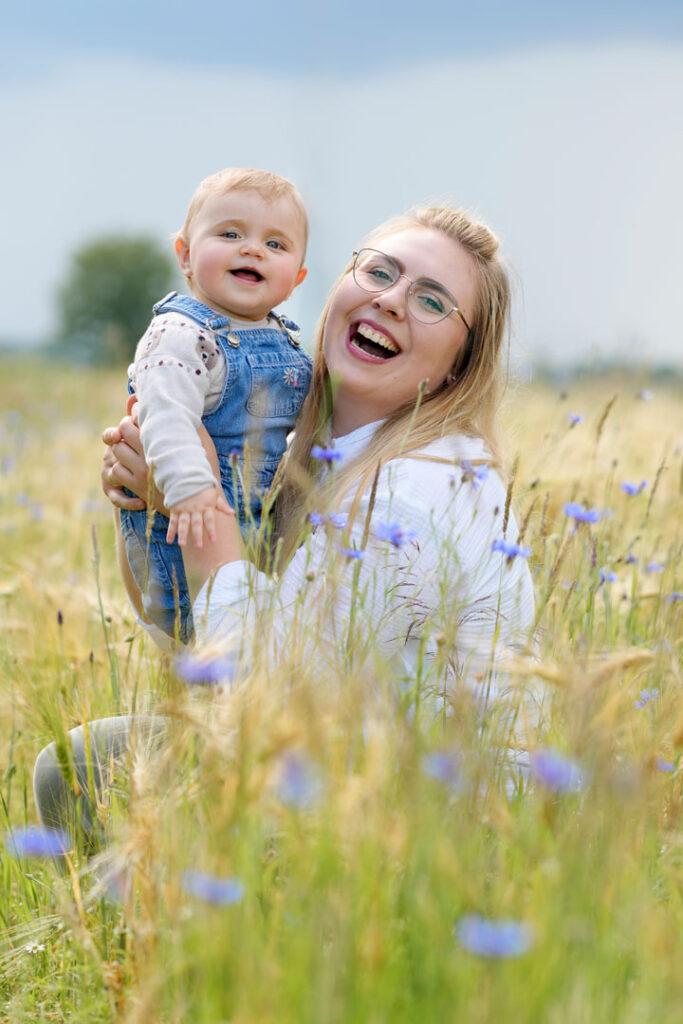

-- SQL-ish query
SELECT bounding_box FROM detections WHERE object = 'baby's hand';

[167,487,234,548]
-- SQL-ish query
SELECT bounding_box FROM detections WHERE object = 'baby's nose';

[239,237,265,257]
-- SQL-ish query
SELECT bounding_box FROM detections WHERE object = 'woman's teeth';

[352,323,399,359]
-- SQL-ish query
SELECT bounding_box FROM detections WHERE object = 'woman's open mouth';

[231,268,264,283]
[349,322,400,361]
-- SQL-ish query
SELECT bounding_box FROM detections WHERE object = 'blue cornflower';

[5,826,70,858]
[567,412,583,426]
[341,548,364,561]
[460,460,490,487]
[308,510,325,526]
[530,749,585,792]
[646,561,665,573]
[455,915,534,958]
[666,592,683,603]
[634,688,659,709]
[625,553,638,565]
[276,751,323,809]
[375,521,418,548]
[181,869,245,906]
[421,751,462,791]
[329,512,349,529]
[656,758,674,773]
[637,389,654,401]
[599,568,617,583]
[491,539,531,560]
[564,502,602,524]
[310,445,343,463]
[175,651,238,686]
[621,480,647,496]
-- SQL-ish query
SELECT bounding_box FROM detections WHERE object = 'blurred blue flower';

[15,492,30,507]
[564,502,602,524]
[375,521,418,548]
[308,510,325,526]
[567,412,583,426]
[491,539,531,559]
[637,389,654,401]
[181,869,245,905]
[5,826,70,858]
[329,512,349,529]
[666,592,683,603]
[599,568,617,583]
[175,651,238,686]
[311,445,343,463]
[530,749,585,792]
[276,751,323,809]
[1,455,15,474]
[460,460,490,487]
[656,758,674,773]
[31,503,43,522]
[341,548,364,560]
[645,561,665,573]
[455,915,534,958]
[625,553,638,565]
[421,751,462,791]
[621,480,647,496]
[634,688,659,709]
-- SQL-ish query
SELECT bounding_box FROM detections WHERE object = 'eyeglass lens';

[353,249,455,324]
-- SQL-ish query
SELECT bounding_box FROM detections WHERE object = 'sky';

[3,1,682,368]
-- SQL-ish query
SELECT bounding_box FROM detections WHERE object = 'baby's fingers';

[191,510,205,549]
[216,492,235,517]
[203,507,217,543]
[166,512,180,545]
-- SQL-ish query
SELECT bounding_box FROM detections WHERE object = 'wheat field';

[1,357,681,1023]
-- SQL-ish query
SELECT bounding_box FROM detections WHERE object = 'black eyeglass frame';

[351,248,472,333]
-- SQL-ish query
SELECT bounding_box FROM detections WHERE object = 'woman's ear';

[175,237,192,278]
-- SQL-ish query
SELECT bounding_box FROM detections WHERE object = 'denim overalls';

[120,292,312,644]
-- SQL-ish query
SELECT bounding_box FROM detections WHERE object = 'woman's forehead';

[370,226,476,296]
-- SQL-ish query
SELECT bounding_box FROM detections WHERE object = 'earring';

[446,370,456,386]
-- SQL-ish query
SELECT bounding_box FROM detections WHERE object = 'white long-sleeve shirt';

[193,421,535,707]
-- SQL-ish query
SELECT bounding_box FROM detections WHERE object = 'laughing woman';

[34,206,536,840]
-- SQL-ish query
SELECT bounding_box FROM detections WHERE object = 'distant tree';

[55,235,177,364]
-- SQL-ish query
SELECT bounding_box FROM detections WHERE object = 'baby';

[120,168,312,643]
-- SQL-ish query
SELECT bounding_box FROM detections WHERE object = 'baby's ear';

[175,237,192,277]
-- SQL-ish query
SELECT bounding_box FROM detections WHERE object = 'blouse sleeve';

[130,317,225,508]
[192,456,535,701]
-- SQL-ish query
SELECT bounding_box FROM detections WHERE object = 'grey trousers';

[33,715,167,852]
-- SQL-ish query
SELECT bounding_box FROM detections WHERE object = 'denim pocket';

[245,352,310,418]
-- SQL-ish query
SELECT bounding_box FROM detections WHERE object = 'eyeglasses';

[352,248,471,331]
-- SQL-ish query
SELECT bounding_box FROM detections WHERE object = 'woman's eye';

[368,267,393,282]
[416,290,446,314]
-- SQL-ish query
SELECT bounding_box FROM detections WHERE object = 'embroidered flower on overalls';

[283,367,299,386]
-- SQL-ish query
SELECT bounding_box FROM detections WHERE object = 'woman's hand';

[101,410,166,513]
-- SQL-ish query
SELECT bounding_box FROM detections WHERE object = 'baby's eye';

[221,230,240,239]
[266,239,284,250]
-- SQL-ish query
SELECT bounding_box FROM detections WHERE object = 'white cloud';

[3,42,681,365]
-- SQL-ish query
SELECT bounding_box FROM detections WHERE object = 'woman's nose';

[371,278,409,318]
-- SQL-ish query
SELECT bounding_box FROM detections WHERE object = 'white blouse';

[193,421,535,707]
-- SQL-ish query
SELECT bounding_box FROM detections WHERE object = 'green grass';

[0,358,681,1022]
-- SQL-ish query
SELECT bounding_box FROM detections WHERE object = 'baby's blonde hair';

[271,205,511,561]
[177,167,308,257]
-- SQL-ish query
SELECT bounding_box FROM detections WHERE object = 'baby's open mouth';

[231,268,264,282]
[350,323,399,360]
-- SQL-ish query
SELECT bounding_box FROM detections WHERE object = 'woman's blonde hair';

[270,205,510,561]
